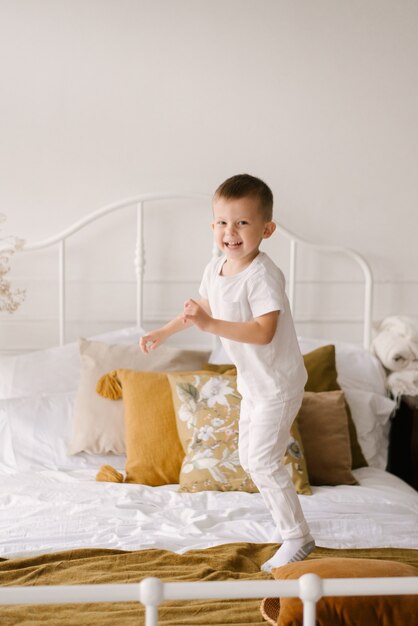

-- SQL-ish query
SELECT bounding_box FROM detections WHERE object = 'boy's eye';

[217,220,227,225]
[238,220,248,226]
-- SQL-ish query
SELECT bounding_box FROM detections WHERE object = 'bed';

[0,193,417,625]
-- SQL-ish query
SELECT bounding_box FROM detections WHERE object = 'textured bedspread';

[1,543,417,625]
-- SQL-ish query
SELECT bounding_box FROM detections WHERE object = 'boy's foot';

[261,534,315,573]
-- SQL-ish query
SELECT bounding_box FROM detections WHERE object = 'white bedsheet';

[1,467,417,559]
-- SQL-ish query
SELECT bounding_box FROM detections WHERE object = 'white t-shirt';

[199,252,307,402]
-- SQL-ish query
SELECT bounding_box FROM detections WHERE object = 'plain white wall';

[1,0,417,351]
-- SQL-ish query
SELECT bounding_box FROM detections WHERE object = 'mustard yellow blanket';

[1,543,417,625]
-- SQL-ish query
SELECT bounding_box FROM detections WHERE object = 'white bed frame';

[23,192,374,349]
[4,193,416,623]
[1,573,417,626]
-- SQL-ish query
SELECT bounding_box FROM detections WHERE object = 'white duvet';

[1,466,417,559]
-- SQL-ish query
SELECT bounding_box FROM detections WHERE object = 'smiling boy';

[140,174,314,572]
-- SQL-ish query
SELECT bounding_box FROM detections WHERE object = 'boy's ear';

[263,221,276,239]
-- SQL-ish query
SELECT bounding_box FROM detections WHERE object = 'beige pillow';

[167,371,312,495]
[296,390,358,486]
[68,339,210,455]
[261,557,418,626]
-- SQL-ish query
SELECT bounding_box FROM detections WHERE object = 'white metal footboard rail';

[1,575,417,626]
[23,192,374,349]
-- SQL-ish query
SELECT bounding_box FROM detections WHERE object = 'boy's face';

[212,196,275,268]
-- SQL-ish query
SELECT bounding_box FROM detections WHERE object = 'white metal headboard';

[23,192,373,349]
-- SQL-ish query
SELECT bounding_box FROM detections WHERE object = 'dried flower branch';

[0,214,26,313]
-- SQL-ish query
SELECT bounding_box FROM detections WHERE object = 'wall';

[1,0,417,352]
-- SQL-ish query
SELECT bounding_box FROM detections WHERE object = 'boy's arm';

[140,298,211,353]
[183,299,279,345]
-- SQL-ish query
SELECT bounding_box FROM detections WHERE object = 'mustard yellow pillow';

[303,345,367,470]
[96,369,185,485]
[260,557,418,626]
[167,371,312,495]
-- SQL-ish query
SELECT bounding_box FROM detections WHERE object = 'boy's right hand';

[139,329,167,354]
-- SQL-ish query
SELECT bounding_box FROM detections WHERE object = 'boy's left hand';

[183,299,212,331]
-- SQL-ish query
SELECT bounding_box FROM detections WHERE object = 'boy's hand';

[139,329,167,354]
[183,299,212,331]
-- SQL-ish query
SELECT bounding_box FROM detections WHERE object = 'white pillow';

[0,406,16,472]
[0,326,142,399]
[1,392,126,472]
[343,389,395,469]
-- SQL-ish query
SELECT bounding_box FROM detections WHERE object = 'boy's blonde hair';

[213,174,274,222]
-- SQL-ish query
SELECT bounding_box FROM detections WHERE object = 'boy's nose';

[225,223,237,235]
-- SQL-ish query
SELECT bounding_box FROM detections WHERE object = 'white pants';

[238,392,310,540]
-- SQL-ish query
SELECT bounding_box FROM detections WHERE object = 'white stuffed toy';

[371,316,418,397]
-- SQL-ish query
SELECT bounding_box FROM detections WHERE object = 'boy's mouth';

[224,241,242,249]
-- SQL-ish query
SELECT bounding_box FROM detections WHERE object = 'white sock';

[261,534,315,573]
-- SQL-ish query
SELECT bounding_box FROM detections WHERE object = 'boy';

[140,174,315,571]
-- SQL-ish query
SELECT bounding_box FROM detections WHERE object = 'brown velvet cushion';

[304,344,339,392]
[296,391,358,486]
[260,557,418,626]
[303,345,367,470]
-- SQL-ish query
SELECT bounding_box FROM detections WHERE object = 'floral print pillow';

[283,418,312,495]
[167,372,311,495]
